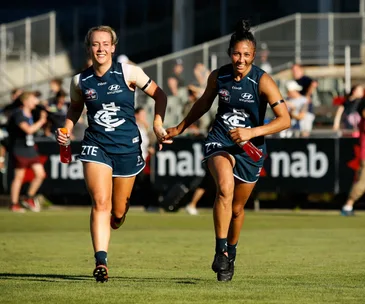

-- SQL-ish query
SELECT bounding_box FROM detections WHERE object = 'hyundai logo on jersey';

[108,84,120,91]
[240,92,254,103]
[107,84,123,95]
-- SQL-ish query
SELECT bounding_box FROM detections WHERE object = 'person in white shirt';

[285,80,315,137]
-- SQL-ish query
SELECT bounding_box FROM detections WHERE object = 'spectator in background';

[10,88,23,106]
[2,88,23,119]
[188,63,210,98]
[7,92,47,213]
[41,90,70,138]
[285,80,315,137]
[291,64,318,112]
[182,89,203,136]
[48,78,66,106]
[333,85,364,132]
[167,58,185,97]
[341,97,365,216]
[48,90,70,133]
[258,43,272,74]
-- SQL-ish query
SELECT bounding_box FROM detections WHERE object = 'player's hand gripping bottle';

[59,128,72,163]
[238,141,263,162]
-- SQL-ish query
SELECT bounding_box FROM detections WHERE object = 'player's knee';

[92,196,112,212]
[216,182,234,201]
[232,205,244,219]
[112,199,130,218]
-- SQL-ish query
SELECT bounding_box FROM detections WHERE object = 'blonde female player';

[56,25,170,282]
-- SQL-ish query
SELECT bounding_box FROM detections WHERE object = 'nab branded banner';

[257,138,336,192]
[153,137,361,194]
[5,137,361,196]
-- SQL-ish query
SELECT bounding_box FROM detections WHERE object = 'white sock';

[343,205,353,211]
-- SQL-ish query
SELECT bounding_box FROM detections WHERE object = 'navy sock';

[94,251,107,266]
[227,243,238,261]
[215,238,227,253]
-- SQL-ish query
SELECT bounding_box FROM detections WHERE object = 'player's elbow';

[281,114,291,130]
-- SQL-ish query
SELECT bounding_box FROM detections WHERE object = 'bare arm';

[143,81,167,129]
[306,80,318,101]
[63,98,85,133]
[18,112,47,135]
[252,73,291,137]
[333,105,344,130]
[63,76,85,133]
[56,75,84,144]
[127,63,170,148]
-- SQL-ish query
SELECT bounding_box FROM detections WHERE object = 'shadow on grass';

[0,273,90,282]
[0,273,202,284]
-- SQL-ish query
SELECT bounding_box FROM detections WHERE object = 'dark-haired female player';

[164,20,290,281]
[56,25,170,282]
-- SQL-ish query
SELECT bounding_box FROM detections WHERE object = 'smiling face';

[88,30,115,67]
[230,40,255,76]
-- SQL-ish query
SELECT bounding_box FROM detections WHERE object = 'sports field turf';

[0,208,364,304]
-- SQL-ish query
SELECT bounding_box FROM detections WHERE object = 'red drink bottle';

[239,141,263,162]
[59,128,72,164]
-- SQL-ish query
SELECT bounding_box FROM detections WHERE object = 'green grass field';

[0,208,364,304]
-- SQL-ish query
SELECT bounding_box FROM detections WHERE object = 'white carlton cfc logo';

[94,102,126,131]
[222,108,249,129]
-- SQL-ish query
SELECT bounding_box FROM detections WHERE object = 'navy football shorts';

[77,144,145,177]
[202,141,264,183]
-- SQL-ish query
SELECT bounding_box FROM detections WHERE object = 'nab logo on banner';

[49,155,83,180]
[269,144,329,178]
[156,143,205,177]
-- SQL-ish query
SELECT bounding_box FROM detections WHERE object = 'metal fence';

[0,12,61,98]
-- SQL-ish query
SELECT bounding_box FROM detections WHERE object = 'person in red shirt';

[341,97,365,216]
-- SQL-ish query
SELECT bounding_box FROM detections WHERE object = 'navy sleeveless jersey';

[79,62,140,154]
[207,64,267,152]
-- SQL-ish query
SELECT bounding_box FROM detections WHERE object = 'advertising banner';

[256,138,337,192]
[4,137,360,198]
[153,137,358,194]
